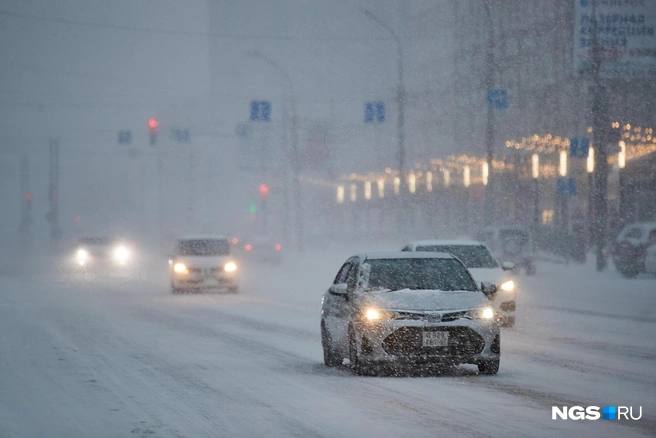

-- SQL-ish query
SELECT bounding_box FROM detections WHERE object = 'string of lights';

[321,121,656,204]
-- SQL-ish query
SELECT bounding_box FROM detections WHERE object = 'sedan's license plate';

[422,331,449,347]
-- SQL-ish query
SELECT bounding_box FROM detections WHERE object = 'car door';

[646,244,656,274]
[323,260,353,354]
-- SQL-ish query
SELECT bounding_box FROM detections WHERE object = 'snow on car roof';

[360,251,455,260]
[408,239,485,247]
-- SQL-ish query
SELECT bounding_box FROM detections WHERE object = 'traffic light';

[248,202,257,214]
[148,117,159,146]
[258,183,270,200]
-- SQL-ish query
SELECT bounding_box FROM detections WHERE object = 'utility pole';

[47,138,62,248]
[590,0,609,271]
[245,50,304,251]
[19,154,33,243]
[483,0,496,225]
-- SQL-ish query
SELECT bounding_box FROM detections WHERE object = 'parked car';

[612,222,656,278]
[169,235,239,293]
[402,240,517,326]
[476,226,536,275]
[645,244,656,275]
[320,251,501,375]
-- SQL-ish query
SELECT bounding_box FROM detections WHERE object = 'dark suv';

[612,222,656,278]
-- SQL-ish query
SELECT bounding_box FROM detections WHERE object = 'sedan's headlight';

[468,307,495,320]
[500,280,515,292]
[224,261,238,273]
[362,307,394,322]
[173,262,188,275]
[112,244,131,266]
[75,248,90,266]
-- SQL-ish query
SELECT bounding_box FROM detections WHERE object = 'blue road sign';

[118,130,132,145]
[556,177,577,196]
[250,100,271,121]
[487,89,508,110]
[173,128,191,143]
[364,101,385,123]
[569,137,589,157]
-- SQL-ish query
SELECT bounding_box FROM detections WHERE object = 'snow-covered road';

[1,248,655,437]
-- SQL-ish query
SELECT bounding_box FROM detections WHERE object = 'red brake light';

[274,243,282,252]
[244,243,253,252]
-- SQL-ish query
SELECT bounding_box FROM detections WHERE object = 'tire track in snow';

[142,306,656,436]
[135,308,500,437]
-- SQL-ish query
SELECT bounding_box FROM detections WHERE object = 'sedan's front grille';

[382,326,484,356]
[441,311,468,322]
[393,310,468,322]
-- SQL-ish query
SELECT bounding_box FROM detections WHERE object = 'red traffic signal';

[147,117,159,130]
[258,183,270,200]
[148,117,159,146]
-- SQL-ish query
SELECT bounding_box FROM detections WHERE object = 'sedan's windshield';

[178,239,230,256]
[366,258,478,292]
[416,245,498,268]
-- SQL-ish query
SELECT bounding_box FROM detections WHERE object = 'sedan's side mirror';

[329,283,348,296]
[501,261,515,271]
[481,281,497,298]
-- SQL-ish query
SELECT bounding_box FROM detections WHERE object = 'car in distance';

[612,222,656,278]
[476,226,536,275]
[169,235,239,293]
[71,237,135,271]
[402,240,517,326]
[240,235,284,264]
[320,252,500,375]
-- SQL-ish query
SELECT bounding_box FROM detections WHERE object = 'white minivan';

[169,235,239,294]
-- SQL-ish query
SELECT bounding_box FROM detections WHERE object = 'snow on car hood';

[361,289,487,312]
[174,255,232,268]
[468,267,505,285]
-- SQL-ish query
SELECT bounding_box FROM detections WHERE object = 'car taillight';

[244,243,253,252]
[274,243,282,252]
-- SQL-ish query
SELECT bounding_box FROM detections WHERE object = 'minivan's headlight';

[224,261,238,273]
[173,262,188,275]
[468,307,495,320]
[500,280,515,292]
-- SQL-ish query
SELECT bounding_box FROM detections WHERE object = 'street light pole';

[361,8,406,229]
[483,0,496,225]
[245,50,303,251]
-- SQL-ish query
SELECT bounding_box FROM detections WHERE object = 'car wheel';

[321,322,341,367]
[171,287,182,294]
[618,263,640,278]
[477,358,500,375]
[228,286,239,293]
[349,326,375,375]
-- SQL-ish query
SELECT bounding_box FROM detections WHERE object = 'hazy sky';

[0,0,455,241]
